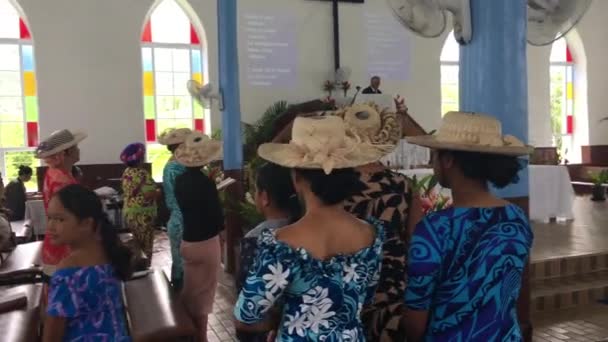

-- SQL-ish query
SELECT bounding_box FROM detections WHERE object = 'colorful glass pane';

[192,72,202,84]
[191,50,202,73]
[566,115,573,134]
[23,71,36,96]
[141,21,152,42]
[19,18,30,40]
[143,71,154,96]
[193,102,204,118]
[190,24,200,45]
[144,95,155,119]
[194,118,204,132]
[24,96,37,121]
[26,121,38,146]
[21,45,34,71]
[145,119,156,142]
[141,47,153,72]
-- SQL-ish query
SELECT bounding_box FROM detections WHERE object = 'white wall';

[11,0,608,166]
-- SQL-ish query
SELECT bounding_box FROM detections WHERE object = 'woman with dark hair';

[43,184,132,341]
[333,103,422,341]
[403,112,534,341]
[158,127,192,290]
[121,143,158,264]
[174,132,224,341]
[234,116,387,341]
[236,162,301,342]
[4,165,33,221]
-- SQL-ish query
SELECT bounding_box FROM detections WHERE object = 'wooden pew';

[0,284,43,342]
[124,269,195,341]
[0,242,42,275]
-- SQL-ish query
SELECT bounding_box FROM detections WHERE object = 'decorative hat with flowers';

[257,115,389,175]
[157,127,193,146]
[174,132,222,167]
[329,103,401,156]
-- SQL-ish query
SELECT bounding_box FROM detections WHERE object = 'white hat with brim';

[35,129,87,159]
[174,132,223,167]
[157,128,193,146]
[405,111,534,157]
[258,116,390,174]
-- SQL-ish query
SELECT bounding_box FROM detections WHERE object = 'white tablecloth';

[529,165,575,222]
[382,140,431,169]
[25,199,46,235]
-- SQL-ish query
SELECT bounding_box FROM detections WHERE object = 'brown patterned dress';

[344,168,412,342]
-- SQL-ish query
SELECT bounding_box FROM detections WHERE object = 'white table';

[529,165,575,222]
[24,200,45,236]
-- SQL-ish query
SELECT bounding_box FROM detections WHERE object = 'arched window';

[0,0,39,189]
[440,34,459,115]
[141,0,208,180]
[550,37,575,162]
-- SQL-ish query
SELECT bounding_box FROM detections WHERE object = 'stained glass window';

[550,36,575,162]
[440,34,459,115]
[0,0,39,190]
[141,0,207,180]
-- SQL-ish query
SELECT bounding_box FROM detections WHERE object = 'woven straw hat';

[258,115,389,174]
[35,129,87,159]
[406,111,534,156]
[331,102,401,154]
[174,132,222,167]
[157,128,193,146]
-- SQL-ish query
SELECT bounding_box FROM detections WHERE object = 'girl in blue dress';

[234,116,390,341]
[403,112,535,341]
[158,127,192,290]
[43,184,131,341]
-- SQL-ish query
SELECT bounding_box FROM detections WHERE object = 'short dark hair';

[371,76,380,81]
[18,165,33,177]
[439,150,523,189]
[295,168,366,205]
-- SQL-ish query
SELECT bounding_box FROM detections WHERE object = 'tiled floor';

[150,196,608,341]
[151,232,238,342]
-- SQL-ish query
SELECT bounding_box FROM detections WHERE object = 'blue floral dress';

[404,205,533,341]
[234,220,385,341]
[162,160,187,284]
[47,264,130,341]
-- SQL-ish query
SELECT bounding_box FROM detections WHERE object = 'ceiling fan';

[527,0,592,46]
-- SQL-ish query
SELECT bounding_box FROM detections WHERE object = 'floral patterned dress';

[343,169,413,341]
[47,264,131,341]
[405,205,533,341]
[234,220,385,342]
[42,168,77,270]
[122,167,157,260]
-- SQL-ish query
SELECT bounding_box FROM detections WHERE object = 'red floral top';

[42,168,77,266]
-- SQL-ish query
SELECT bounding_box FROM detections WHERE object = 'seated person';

[4,166,33,221]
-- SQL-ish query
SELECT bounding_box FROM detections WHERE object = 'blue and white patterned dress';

[405,204,533,341]
[234,220,385,341]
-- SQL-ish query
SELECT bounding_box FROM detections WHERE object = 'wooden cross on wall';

[311,0,365,70]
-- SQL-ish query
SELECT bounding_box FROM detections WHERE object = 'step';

[531,270,608,312]
[531,252,608,282]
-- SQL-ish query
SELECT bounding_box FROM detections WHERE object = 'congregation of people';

[0,99,534,341]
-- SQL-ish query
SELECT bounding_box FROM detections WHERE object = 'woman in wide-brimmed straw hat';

[402,112,534,341]
[329,102,421,342]
[172,132,224,341]
[234,115,389,341]
[120,142,158,266]
[157,127,192,290]
[35,129,87,275]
